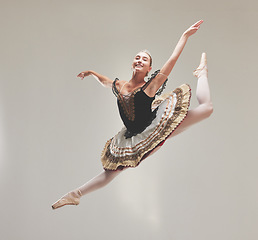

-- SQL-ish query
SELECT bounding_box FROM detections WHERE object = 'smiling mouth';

[135,63,143,67]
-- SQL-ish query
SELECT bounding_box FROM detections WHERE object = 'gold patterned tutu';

[101,84,191,170]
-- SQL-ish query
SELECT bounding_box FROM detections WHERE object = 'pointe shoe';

[193,52,208,78]
[52,190,82,210]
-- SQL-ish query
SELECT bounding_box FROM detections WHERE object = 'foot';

[52,190,82,210]
[193,52,208,78]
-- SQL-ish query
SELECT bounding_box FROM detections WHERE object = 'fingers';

[76,71,91,80]
[192,27,199,31]
[193,19,203,27]
[77,72,85,80]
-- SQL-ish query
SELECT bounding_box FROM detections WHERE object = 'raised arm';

[160,20,203,75]
[145,20,203,96]
[77,70,113,88]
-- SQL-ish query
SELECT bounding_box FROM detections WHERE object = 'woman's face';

[132,52,152,75]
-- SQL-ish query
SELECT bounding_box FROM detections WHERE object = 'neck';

[130,71,146,86]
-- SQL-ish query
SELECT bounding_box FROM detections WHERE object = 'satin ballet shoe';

[52,190,82,210]
[193,52,208,78]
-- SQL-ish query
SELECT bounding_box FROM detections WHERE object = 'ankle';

[69,189,82,198]
[74,189,82,198]
[198,67,208,78]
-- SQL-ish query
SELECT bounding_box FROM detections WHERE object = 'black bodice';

[112,70,168,138]
[118,89,157,138]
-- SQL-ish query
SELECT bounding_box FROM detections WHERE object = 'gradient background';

[0,0,257,239]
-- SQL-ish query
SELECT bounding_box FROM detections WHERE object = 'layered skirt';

[101,84,191,170]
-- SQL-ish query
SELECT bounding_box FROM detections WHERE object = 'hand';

[77,71,92,80]
[183,20,203,38]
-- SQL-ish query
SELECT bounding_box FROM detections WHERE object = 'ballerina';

[52,20,213,209]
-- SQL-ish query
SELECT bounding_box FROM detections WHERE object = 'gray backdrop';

[0,0,257,240]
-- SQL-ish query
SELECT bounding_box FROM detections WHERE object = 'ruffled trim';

[101,84,191,170]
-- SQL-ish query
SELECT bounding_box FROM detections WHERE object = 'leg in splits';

[52,169,122,209]
[52,53,212,210]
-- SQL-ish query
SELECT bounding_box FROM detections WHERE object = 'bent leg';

[169,53,213,137]
[171,103,213,136]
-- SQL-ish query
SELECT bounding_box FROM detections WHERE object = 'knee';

[204,102,213,118]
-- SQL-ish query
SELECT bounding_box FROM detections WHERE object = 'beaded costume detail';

[112,79,141,122]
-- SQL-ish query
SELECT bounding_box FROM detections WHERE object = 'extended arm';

[77,70,113,88]
[145,20,203,96]
[160,34,189,76]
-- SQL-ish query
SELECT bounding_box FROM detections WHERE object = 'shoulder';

[113,78,127,90]
[112,78,128,96]
[143,70,168,97]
